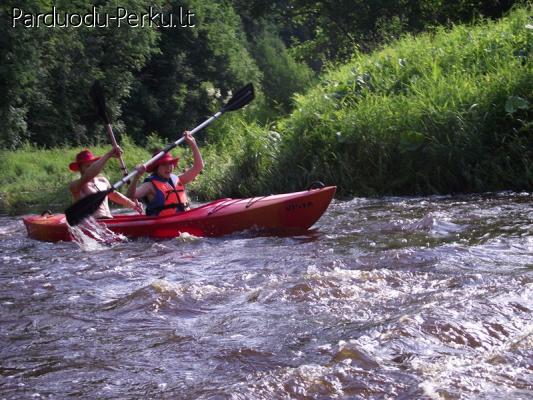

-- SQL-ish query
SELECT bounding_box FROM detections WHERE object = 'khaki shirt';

[78,176,112,219]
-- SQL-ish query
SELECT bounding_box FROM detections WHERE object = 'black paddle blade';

[222,83,254,112]
[90,81,110,124]
[65,190,111,226]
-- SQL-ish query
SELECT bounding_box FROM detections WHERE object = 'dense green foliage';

[0,0,316,148]
[233,0,518,67]
[0,0,521,148]
[266,6,533,195]
[194,6,531,198]
[0,0,162,148]
[122,0,264,142]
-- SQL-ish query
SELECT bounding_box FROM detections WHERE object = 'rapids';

[1,192,532,399]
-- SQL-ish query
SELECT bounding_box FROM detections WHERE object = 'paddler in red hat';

[126,131,204,216]
[68,147,143,218]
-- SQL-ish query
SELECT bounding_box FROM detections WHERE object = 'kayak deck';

[23,186,336,242]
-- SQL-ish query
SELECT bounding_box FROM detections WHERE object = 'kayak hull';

[23,186,336,242]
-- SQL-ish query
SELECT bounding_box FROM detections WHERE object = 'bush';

[265,6,532,196]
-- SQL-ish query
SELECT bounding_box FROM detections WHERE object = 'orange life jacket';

[144,175,190,216]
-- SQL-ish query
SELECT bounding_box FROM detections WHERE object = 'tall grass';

[265,6,532,196]
[191,113,279,199]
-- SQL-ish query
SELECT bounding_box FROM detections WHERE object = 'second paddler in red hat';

[126,131,205,217]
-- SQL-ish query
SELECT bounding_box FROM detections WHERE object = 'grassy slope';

[266,6,532,196]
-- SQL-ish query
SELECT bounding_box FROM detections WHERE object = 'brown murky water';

[1,192,532,399]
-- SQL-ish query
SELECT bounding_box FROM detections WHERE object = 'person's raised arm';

[179,131,205,185]
[69,147,121,195]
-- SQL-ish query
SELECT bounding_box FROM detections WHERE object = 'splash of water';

[68,216,126,251]
[175,231,202,243]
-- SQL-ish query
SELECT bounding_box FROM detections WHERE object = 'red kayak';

[23,186,336,242]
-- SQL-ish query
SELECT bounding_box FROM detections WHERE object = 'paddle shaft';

[111,111,223,192]
[90,81,129,177]
[104,123,129,177]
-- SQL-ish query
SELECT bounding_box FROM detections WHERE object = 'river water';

[1,192,532,399]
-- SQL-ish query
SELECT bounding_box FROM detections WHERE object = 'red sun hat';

[146,152,179,173]
[69,149,101,172]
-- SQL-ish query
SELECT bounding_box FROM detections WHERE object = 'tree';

[0,0,160,147]
[122,0,262,143]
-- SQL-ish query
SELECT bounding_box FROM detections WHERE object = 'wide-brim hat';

[147,152,179,173]
[69,149,101,172]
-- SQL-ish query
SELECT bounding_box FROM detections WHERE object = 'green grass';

[0,128,274,214]
[0,141,144,214]
[183,6,533,198]
[0,137,153,214]
[191,114,279,199]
